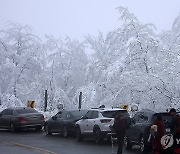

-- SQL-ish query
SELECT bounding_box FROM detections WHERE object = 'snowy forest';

[0,7,180,112]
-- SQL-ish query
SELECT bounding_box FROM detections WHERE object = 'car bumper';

[15,121,45,129]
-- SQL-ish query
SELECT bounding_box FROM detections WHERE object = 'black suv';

[124,109,172,153]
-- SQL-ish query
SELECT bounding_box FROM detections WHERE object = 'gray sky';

[0,0,180,41]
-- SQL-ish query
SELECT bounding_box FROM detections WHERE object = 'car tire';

[76,126,83,142]
[93,127,103,144]
[140,136,145,153]
[10,122,16,133]
[62,125,69,138]
[124,135,132,150]
[44,124,52,135]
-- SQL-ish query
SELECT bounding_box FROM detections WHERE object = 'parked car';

[75,107,130,143]
[44,109,88,137]
[124,109,172,153]
[0,107,45,132]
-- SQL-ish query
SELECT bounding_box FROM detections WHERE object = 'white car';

[75,107,130,143]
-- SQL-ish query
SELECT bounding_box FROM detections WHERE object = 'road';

[0,129,141,154]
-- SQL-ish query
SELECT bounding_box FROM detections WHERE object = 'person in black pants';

[113,113,127,154]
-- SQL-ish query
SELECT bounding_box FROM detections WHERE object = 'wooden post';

[44,90,48,112]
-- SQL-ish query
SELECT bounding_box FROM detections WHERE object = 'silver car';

[0,107,45,132]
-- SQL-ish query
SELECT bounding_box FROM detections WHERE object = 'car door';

[0,109,9,128]
[80,111,93,134]
[126,112,140,141]
[57,111,68,131]
[132,112,149,142]
[2,109,13,128]
[85,111,99,134]
[50,112,62,132]
[0,110,7,127]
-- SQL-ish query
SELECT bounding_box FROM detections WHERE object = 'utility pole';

[44,89,48,112]
[78,92,82,110]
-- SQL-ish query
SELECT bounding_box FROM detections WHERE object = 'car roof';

[60,109,88,112]
[5,107,34,110]
[138,109,171,115]
[139,109,156,113]
[90,107,127,112]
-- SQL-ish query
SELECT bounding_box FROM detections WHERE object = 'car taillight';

[100,119,111,123]
[18,117,26,123]
[40,115,45,121]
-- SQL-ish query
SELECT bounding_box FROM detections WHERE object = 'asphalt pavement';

[0,129,141,154]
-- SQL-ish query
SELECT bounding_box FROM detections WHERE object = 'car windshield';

[16,108,38,114]
[102,110,129,118]
[70,110,88,118]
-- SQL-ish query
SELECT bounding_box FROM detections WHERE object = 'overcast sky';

[0,0,180,41]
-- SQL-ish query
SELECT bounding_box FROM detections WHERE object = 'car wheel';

[94,127,103,144]
[35,126,42,131]
[10,123,16,133]
[76,126,83,142]
[62,126,69,138]
[140,136,145,153]
[124,135,132,150]
[44,124,52,135]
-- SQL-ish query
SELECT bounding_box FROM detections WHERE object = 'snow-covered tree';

[44,36,88,109]
[0,22,43,107]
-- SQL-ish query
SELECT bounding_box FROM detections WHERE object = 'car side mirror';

[52,116,57,120]
[81,116,88,120]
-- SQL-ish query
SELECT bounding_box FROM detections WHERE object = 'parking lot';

[0,129,142,154]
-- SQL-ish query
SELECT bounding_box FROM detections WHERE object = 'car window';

[6,109,13,115]
[70,110,88,118]
[91,111,98,119]
[133,112,142,123]
[138,113,148,122]
[55,112,62,118]
[101,110,129,118]
[85,111,93,119]
[61,111,67,118]
[1,109,7,115]
[16,108,37,114]
[143,113,149,121]
[66,113,71,118]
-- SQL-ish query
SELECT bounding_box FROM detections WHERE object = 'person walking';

[150,114,165,154]
[112,113,127,154]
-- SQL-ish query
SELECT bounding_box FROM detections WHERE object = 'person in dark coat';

[113,113,127,154]
[150,114,165,154]
[169,108,178,136]
[168,108,179,154]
